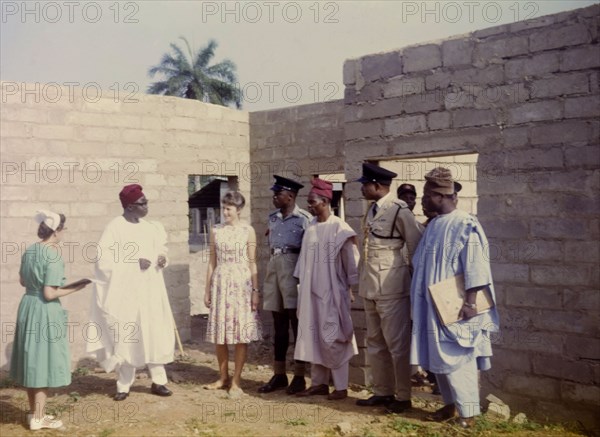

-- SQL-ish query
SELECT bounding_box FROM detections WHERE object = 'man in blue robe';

[410,167,500,428]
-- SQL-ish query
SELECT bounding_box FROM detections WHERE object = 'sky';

[1,0,597,111]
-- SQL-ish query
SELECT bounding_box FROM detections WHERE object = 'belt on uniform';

[271,247,301,255]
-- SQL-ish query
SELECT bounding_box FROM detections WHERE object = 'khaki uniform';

[262,206,311,312]
[359,196,422,401]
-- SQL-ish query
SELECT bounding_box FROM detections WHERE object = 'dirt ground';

[0,316,591,437]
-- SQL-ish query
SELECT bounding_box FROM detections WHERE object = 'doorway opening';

[380,153,478,220]
[188,175,238,315]
[314,172,346,219]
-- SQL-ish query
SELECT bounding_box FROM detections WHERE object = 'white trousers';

[436,359,480,418]
[310,363,349,391]
[116,363,167,393]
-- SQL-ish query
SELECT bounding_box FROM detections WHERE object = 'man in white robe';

[87,184,175,400]
[293,178,359,400]
[410,168,500,428]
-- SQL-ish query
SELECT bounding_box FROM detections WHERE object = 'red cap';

[119,184,144,208]
[309,178,333,200]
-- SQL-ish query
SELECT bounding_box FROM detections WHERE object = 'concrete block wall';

[1,3,598,428]
[0,86,250,368]
[248,100,346,276]
[342,4,599,427]
[383,153,479,220]
[248,100,346,345]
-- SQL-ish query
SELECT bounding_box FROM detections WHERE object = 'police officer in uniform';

[258,175,312,395]
[355,163,423,413]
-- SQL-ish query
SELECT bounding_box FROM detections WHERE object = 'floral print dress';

[206,224,263,344]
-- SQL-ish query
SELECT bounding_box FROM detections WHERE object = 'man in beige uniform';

[355,163,423,414]
[258,175,311,395]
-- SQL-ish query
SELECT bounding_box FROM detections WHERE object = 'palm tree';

[147,37,242,108]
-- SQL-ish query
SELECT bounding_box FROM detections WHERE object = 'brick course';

[1,3,598,430]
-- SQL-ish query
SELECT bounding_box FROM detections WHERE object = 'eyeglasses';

[131,201,148,206]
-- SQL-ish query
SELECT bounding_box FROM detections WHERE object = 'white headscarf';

[34,210,61,231]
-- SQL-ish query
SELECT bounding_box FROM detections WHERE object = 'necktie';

[372,203,378,217]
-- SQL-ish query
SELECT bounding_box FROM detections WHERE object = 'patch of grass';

[186,420,218,435]
[438,415,588,436]
[285,418,308,426]
[45,402,70,417]
[185,417,199,426]
[360,428,378,437]
[72,366,90,377]
[98,428,115,437]
[0,376,18,388]
[420,432,445,437]
[68,391,81,402]
[388,418,422,433]
[185,417,203,431]
[473,415,563,434]
[320,428,339,437]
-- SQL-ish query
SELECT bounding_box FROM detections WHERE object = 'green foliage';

[388,418,422,433]
[360,428,379,437]
[45,402,69,416]
[0,376,18,388]
[185,419,218,435]
[285,418,308,426]
[98,428,115,437]
[72,366,90,377]
[148,37,242,108]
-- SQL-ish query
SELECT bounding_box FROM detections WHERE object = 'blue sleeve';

[460,227,491,291]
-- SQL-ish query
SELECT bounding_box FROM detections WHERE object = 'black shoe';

[295,384,329,397]
[258,374,288,393]
[426,404,457,422]
[385,400,412,414]
[286,376,306,395]
[113,392,129,401]
[356,395,395,406]
[151,383,172,397]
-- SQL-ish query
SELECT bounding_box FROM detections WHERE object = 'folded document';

[428,274,494,325]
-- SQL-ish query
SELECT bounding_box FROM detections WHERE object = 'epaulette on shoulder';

[268,210,279,217]
[298,209,312,219]
[393,199,408,209]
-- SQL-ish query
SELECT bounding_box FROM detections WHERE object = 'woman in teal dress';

[10,210,89,430]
